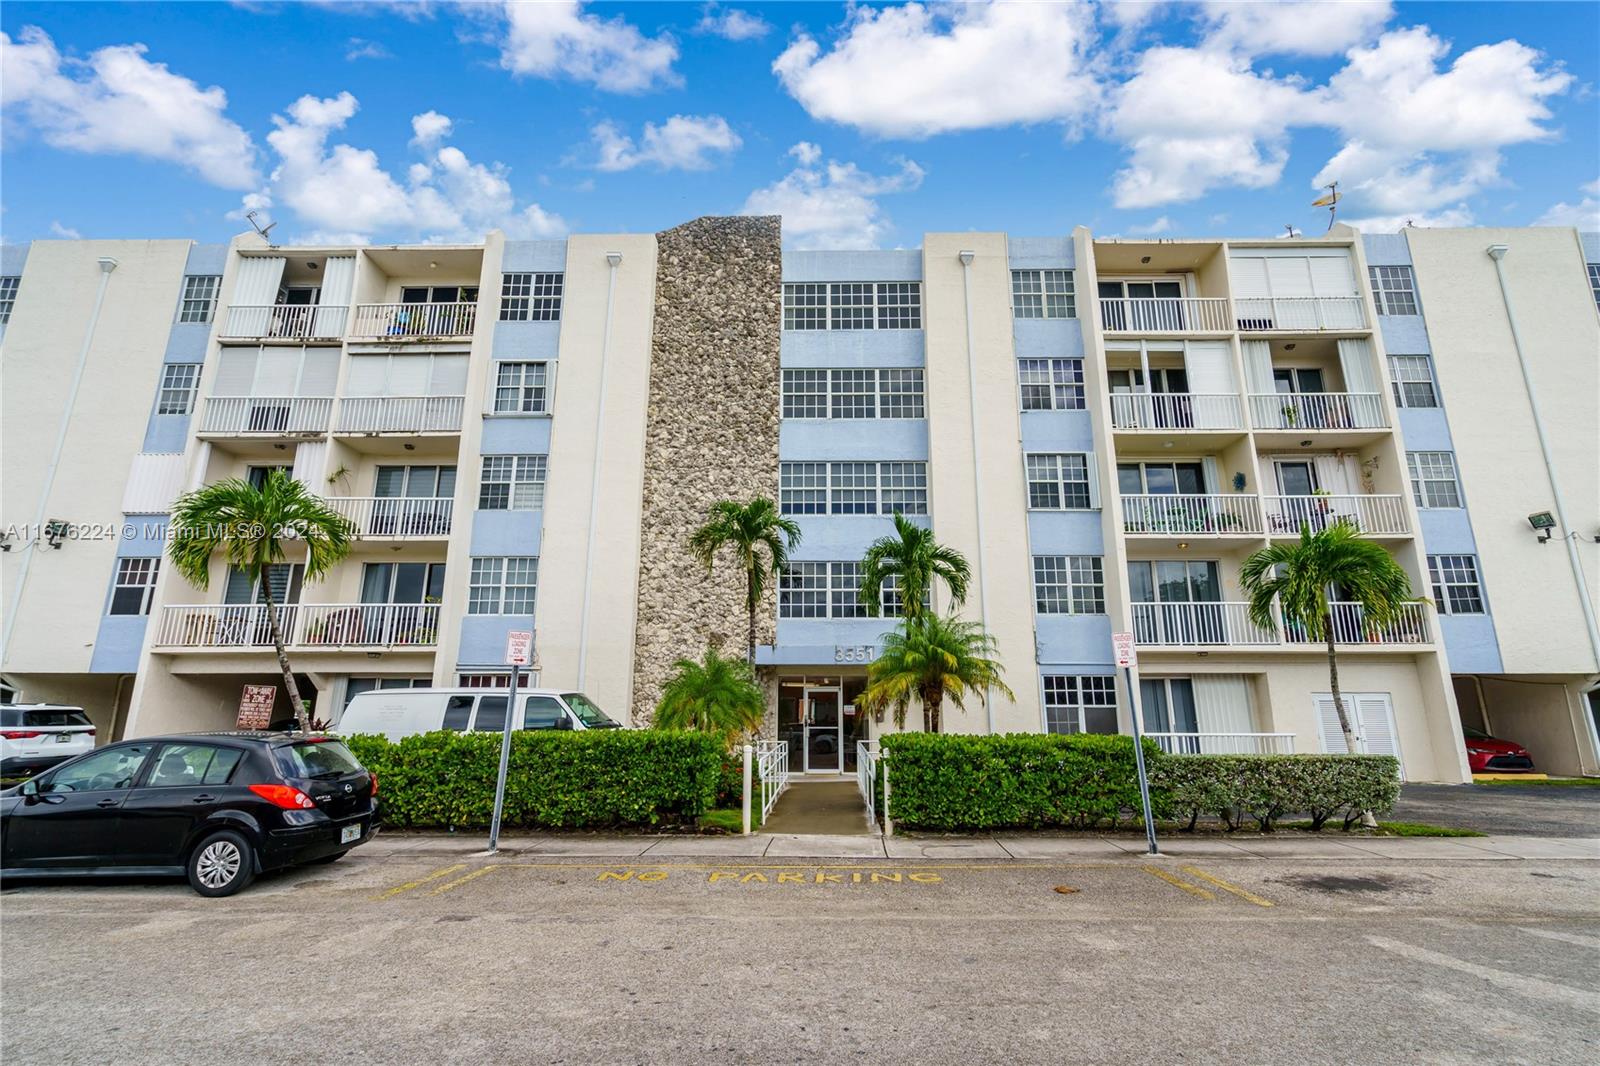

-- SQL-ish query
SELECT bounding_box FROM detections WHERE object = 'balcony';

[1284,602,1430,647]
[1247,392,1387,432]
[221,304,347,341]
[1120,494,1263,537]
[328,496,454,539]
[1109,393,1245,432]
[1147,732,1296,755]
[1263,494,1409,537]
[1132,602,1278,647]
[198,396,332,436]
[154,603,440,650]
[351,302,477,339]
[1235,297,1365,332]
[335,396,465,435]
[1099,297,1231,333]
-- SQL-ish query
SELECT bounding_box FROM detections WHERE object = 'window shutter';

[297,348,339,396]
[1184,341,1235,427]
[1266,257,1315,298]
[1315,696,1351,754]
[1356,695,1402,766]
[1240,340,1274,394]
[1083,451,1101,509]
[1309,254,1356,297]
[121,453,188,515]
[1192,675,1253,740]
[428,354,469,396]
[232,257,286,308]
[345,356,387,397]
[1337,337,1380,394]
[290,440,326,487]
[1229,257,1270,299]
[254,347,299,395]
[388,355,430,397]
[1201,456,1221,495]
[213,348,257,395]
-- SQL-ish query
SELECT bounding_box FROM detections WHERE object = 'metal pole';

[881,752,893,838]
[1125,665,1159,855]
[741,744,753,835]
[487,662,519,853]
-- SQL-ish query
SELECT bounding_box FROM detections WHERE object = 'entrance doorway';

[778,676,867,775]
[804,686,842,773]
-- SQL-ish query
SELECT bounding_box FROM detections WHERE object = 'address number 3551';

[833,645,876,664]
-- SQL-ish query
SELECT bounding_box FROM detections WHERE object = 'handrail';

[1119,493,1262,535]
[335,395,465,434]
[1283,602,1430,646]
[1109,392,1244,430]
[1235,296,1366,331]
[154,603,441,649]
[756,739,789,823]
[1247,392,1387,431]
[352,302,477,338]
[327,496,454,538]
[857,740,881,832]
[1131,601,1278,646]
[1099,296,1231,332]
[1262,494,1409,536]
[199,395,332,435]
[221,304,348,339]
[1145,732,1296,755]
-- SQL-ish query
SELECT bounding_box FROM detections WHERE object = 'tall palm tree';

[689,497,801,663]
[859,613,1013,733]
[654,646,766,739]
[858,511,970,619]
[169,471,354,730]
[1241,520,1419,756]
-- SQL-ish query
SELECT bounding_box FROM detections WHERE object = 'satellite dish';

[1311,183,1340,230]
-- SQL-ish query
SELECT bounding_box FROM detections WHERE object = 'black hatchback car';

[0,732,378,896]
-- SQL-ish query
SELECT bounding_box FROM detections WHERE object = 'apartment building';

[2,219,1596,783]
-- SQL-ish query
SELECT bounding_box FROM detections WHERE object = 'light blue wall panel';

[469,509,542,555]
[118,517,170,555]
[1397,408,1453,450]
[457,616,532,668]
[89,617,147,674]
[1361,233,1413,265]
[1438,615,1504,674]
[142,414,191,453]
[1581,232,1600,262]
[1378,316,1431,354]
[1007,237,1075,269]
[1,243,30,274]
[1418,508,1478,555]
[780,420,928,461]
[789,514,926,561]
[492,320,562,359]
[479,416,552,453]
[782,250,921,282]
[1019,410,1095,450]
[781,330,924,366]
[501,240,568,273]
[1011,319,1086,357]
[1027,511,1105,555]
[1035,615,1114,666]
[184,243,228,275]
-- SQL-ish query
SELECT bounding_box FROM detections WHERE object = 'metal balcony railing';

[1283,602,1430,646]
[1235,297,1366,331]
[1109,392,1245,431]
[155,603,441,650]
[199,396,333,435]
[1263,494,1410,536]
[1146,732,1296,755]
[1099,297,1231,332]
[327,496,454,538]
[221,304,348,340]
[1119,493,1263,536]
[1131,602,1278,647]
[1247,392,1387,431]
[352,302,477,338]
[335,395,465,434]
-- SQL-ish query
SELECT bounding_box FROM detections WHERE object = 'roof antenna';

[1311,182,1340,231]
[1284,224,1301,238]
[245,210,278,244]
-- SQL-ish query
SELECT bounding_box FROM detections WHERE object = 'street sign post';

[1113,631,1159,856]
[488,630,533,853]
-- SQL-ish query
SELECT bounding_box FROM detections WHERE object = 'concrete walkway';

[760,780,872,835]
[367,831,1599,861]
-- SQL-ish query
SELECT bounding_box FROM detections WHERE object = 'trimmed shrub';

[880,732,1164,831]
[343,730,722,830]
[1149,754,1401,832]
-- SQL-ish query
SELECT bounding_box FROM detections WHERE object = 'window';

[1025,453,1093,509]
[472,697,509,732]
[147,744,243,787]
[479,455,547,510]
[779,562,828,618]
[110,558,160,616]
[1042,676,1117,734]
[41,744,153,793]
[443,695,475,729]
[829,561,869,619]
[1429,554,1485,615]
[456,673,533,689]
[1588,263,1600,313]
[342,677,430,710]
[1407,451,1462,508]
[156,364,201,415]
[1017,358,1086,411]
[467,557,538,615]
[779,462,930,515]
[498,272,563,321]
[1011,269,1076,319]
[178,275,221,323]
[1368,265,1419,316]
[0,275,18,325]
[1033,556,1106,615]
[493,361,550,413]
[1388,355,1438,409]
[781,282,922,331]
[782,369,925,420]
[779,561,918,619]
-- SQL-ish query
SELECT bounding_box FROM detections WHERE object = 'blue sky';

[2,1,1597,248]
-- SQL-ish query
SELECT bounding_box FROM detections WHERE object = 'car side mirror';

[19,778,40,799]
[556,717,573,730]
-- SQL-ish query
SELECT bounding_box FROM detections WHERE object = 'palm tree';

[688,497,801,663]
[1241,520,1419,756]
[169,470,354,730]
[654,646,766,739]
[859,613,1014,733]
[858,512,970,619]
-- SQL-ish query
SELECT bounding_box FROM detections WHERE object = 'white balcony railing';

[1235,297,1366,331]
[1131,602,1278,647]
[1284,602,1430,646]
[336,395,465,434]
[1109,392,1245,431]
[352,302,477,338]
[1120,493,1263,536]
[199,396,333,435]
[155,603,440,650]
[222,304,347,340]
[1099,297,1231,333]
[328,496,454,538]
[1247,392,1387,431]
[1263,494,1409,536]
[1147,732,1296,755]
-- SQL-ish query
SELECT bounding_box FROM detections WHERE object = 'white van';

[337,688,622,743]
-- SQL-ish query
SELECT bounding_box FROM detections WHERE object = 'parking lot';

[4,840,1598,1064]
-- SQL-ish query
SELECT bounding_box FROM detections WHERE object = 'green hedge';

[880,733,1162,831]
[1149,754,1400,832]
[343,730,722,830]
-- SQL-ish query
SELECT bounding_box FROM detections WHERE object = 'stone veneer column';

[630,216,783,723]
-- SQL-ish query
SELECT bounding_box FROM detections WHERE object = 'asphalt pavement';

[1393,781,1600,836]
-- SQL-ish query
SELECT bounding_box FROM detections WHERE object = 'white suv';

[1,705,96,777]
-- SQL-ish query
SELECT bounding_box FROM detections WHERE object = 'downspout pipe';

[2,257,118,666]
[574,251,623,689]
[1485,243,1600,677]
[957,250,996,733]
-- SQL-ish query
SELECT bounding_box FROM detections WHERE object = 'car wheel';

[312,850,348,865]
[187,830,256,897]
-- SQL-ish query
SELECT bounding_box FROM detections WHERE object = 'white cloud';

[1198,1,1393,57]
[48,220,81,239]
[697,3,770,41]
[1127,216,1173,235]
[774,2,1101,138]
[590,114,741,172]
[1342,206,1476,231]
[742,144,924,249]
[254,94,564,243]
[1535,179,1600,229]
[344,37,392,61]
[498,0,679,93]
[0,26,258,189]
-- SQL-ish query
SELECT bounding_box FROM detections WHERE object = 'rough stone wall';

[630,216,783,724]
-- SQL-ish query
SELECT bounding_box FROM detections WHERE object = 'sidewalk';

[363,831,1600,862]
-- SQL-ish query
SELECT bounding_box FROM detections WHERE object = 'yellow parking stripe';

[1141,864,1215,900]
[373,863,467,901]
[426,865,499,896]
[1181,865,1275,908]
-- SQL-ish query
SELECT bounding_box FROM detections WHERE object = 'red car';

[1463,726,1535,773]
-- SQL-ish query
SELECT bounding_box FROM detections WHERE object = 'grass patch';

[1475,777,1600,788]
[697,804,763,834]
[1282,819,1484,837]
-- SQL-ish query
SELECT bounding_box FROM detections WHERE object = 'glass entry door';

[803,688,843,773]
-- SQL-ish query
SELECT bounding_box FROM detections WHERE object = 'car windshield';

[562,693,619,728]
[1462,727,1490,740]
[276,739,364,779]
[23,709,90,727]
